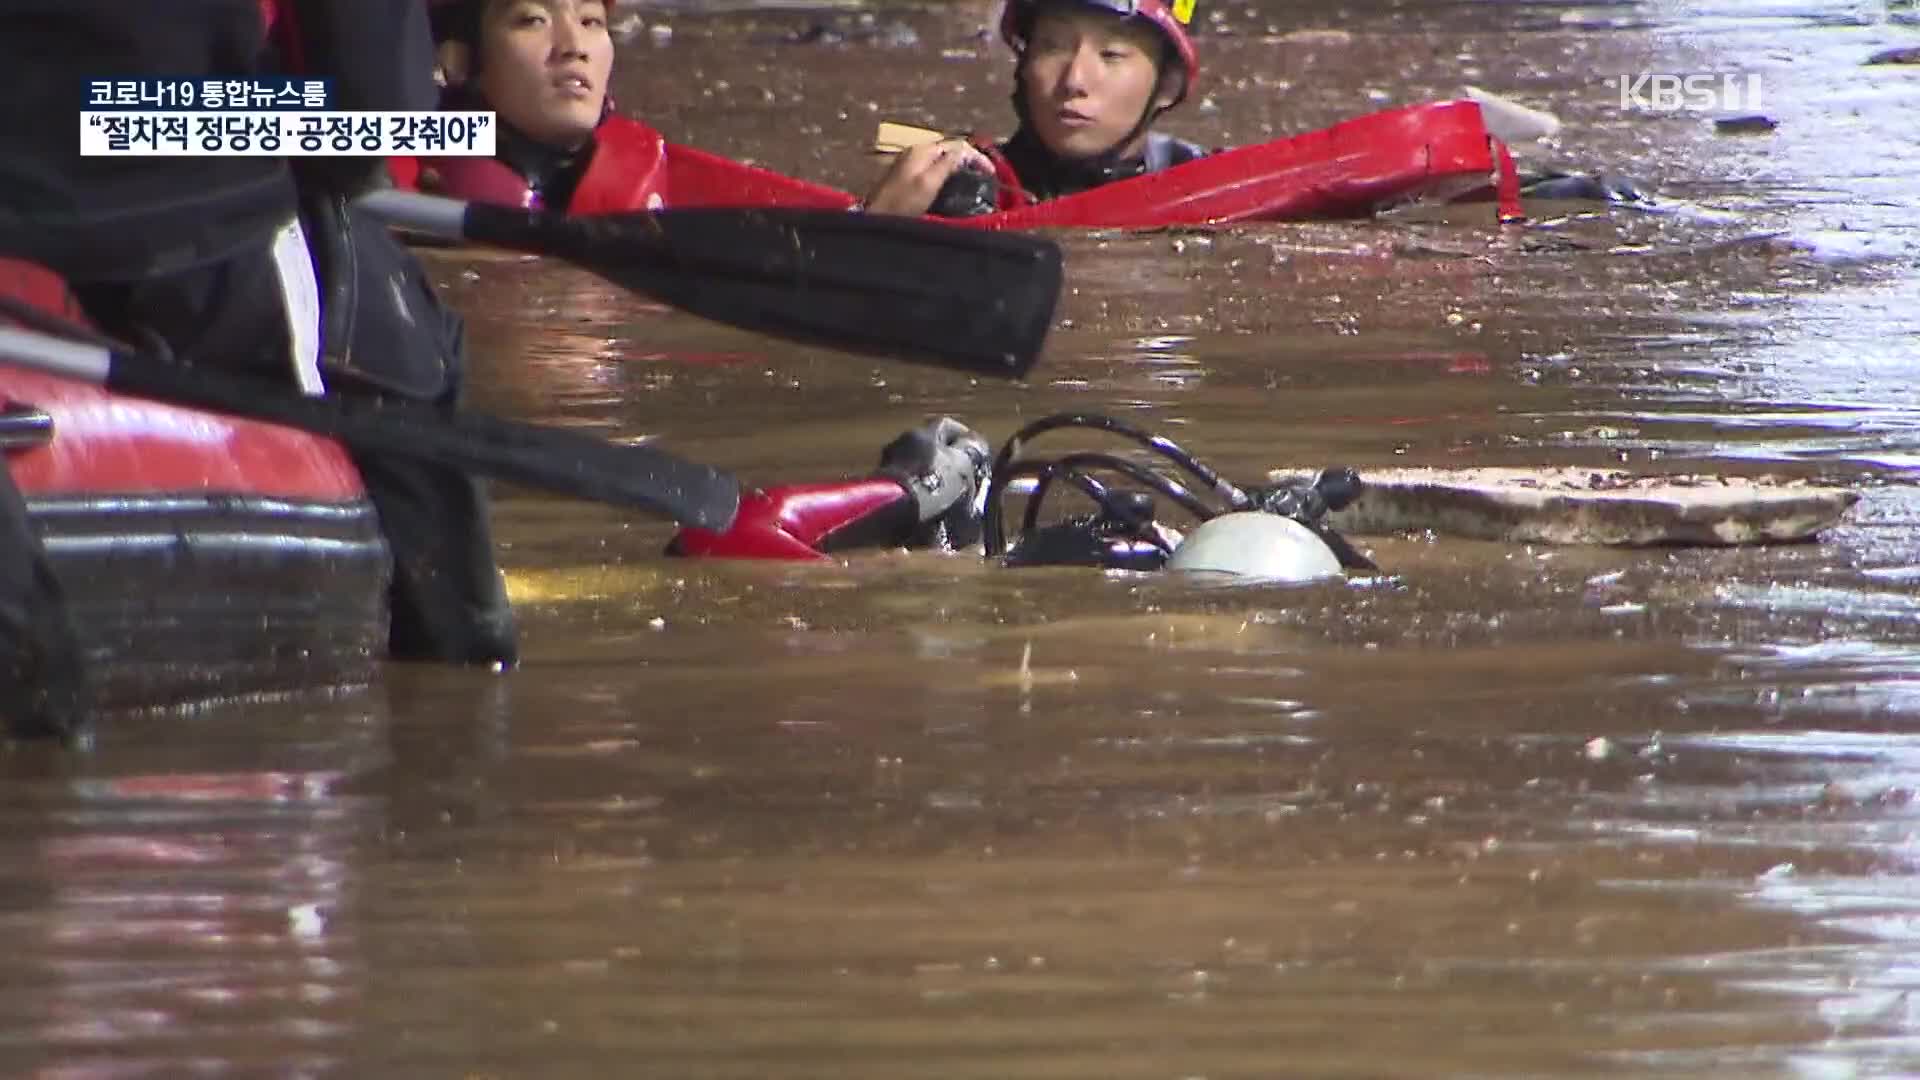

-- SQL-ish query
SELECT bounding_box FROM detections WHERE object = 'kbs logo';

[1613,73,1764,112]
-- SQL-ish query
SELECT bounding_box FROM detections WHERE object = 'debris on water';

[647,23,673,46]
[1272,28,1354,45]
[288,902,325,940]
[781,18,919,47]
[1584,736,1615,761]
[611,11,644,42]
[1714,115,1778,134]
[1759,862,1795,880]
[1865,46,1920,65]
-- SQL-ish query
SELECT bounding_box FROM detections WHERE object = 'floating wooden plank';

[1267,466,1860,546]
[873,120,950,156]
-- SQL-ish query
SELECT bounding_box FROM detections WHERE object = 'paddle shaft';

[0,324,741,530]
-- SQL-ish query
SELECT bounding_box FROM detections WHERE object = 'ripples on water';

[8,0,1920,1075]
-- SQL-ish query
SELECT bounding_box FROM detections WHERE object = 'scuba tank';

[982,413,1375,579]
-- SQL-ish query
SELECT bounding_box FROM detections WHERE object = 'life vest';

[400,114,668,213]
[258,0,306,72]
[566,115,669,214]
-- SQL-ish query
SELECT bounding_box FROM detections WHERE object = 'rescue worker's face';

[476,0,614,148]
[1020,8,1176,160]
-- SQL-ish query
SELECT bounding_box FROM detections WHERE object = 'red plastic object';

[670,479,908,561]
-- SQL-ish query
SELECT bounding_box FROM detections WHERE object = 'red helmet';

[998,0,1199,105]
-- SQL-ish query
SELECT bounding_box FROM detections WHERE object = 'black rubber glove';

[927,166,1000,219]
[876,416,993,549]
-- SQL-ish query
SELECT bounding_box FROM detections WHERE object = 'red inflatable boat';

[0,260,388,710]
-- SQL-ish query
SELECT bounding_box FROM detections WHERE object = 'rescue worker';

[863,0,1207,217]
[405,0,667,212]
[860,0,1644,217]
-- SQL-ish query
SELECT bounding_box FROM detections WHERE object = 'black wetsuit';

[437,84,598,212]
[997,127,1210,201]
[0,1,517,737]
[930,128,1212,217]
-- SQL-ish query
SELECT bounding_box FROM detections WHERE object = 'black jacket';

[0,0,436,282]
[999,129,1211,202]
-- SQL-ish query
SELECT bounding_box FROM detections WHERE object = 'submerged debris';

[1865,45,1920,65]
[1714,115,1778,135]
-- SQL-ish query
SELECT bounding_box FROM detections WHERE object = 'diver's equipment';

[982,412,1377,576]
[876,416,994,549]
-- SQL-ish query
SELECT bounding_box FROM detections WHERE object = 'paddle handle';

[356,189,471,239]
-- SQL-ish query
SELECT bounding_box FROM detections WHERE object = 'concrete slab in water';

[1269,466,1861,546]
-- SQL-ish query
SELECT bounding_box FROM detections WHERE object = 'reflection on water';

[7,0,1920,1075]
[0,704,384,1077]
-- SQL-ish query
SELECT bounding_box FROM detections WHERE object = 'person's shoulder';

[1145,132,1213,172]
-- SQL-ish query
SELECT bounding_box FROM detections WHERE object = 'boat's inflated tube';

[1164,512,1342,582]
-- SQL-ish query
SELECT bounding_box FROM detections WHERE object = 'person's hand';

[861,138,994,217]
[876,416,993,550]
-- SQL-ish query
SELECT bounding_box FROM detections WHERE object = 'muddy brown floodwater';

[4,1,1919,1075]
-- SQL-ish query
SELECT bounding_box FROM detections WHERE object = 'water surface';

[5,1,1920,1074]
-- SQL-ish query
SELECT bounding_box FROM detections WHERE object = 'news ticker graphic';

[80,111,495,157]
[86,77,333,111]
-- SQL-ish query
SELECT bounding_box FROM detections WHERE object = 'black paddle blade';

[461,204,1063,379]
[106,358,741,530]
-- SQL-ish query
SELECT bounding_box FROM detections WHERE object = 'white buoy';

[1165,513,1343,583]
